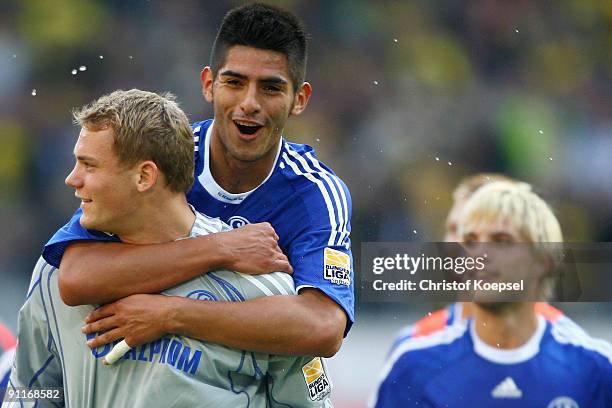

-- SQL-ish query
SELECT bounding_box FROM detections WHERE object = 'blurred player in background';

[43,4,352,374]
[373,181,612,407]
[387,173,574,352]
[5,89,330,407]
[0,322,16,402]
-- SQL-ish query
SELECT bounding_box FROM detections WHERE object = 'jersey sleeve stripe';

[282,151,339,246]
[283,144,348,247]
[305,151,351,249]
[300,148,350,248]
[551,323,612,363]
[299,151,346,247]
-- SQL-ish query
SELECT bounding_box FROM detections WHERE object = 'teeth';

[234,120,259,127]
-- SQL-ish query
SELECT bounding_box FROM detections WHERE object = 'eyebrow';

[491,232,514,240]
[76,155,99,163]
[219,70,288,85]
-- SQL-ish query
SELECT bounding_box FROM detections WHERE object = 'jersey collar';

[197,120,283,204]
[470,315,546,364]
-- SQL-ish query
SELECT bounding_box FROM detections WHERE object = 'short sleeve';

[42,209,119,268]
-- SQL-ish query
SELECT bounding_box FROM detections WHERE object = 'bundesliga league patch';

[323,248,351,286]
[302,357,331,401]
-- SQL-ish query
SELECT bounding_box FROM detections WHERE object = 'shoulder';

[381,321,469,385]
[274,140,352,248]
[191,119,212,136]
[389,303,465,355]
[278,140,350,199]
[547,318,612,373]
[191,119,212,161]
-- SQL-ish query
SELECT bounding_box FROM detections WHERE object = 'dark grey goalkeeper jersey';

[3,211,334,407]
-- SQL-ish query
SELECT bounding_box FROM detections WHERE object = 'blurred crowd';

[1,0,612,320]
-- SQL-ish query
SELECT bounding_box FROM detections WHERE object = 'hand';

[81,294,173,349]
[217,222,293,275]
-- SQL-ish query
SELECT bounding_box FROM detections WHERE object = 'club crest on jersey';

[302,357,331,401]
[228,216,250,228]
[547,397,579,408]
[324,248,351,286]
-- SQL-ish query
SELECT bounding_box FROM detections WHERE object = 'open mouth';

[233,120,263,136]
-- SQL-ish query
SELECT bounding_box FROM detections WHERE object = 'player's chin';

[78,214,98,231]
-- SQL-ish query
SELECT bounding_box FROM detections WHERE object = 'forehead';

[219,45,291,82]
[462,215,524,238]
[446,198,468,225]
[74,126,116,158]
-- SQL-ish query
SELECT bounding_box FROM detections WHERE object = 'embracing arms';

[59,223,291,305]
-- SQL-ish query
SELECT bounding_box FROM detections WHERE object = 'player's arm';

[52,213,290,306]
[83,288,346,357]
[83,179,354,356]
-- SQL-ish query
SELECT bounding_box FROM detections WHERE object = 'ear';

[290,81,312,116]
[135,161,159,193]
[201,67,215,103]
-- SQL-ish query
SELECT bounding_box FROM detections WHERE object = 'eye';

[462,234,477,246]
[493,234,514,244]
[225,79,241,86]
[82,162,95,171]
[263,85,281,93]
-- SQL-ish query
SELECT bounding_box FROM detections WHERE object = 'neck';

[118,194,195,245]
[472,302,538,349]
[209,128,278,193]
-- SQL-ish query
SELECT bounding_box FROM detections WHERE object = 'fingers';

[86,304,115,323]
[86,328,123,349]
[82,316,117,335]
[275,259,294,275]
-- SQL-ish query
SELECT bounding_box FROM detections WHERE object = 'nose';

[65,164,83,189]
[239,83,261,115]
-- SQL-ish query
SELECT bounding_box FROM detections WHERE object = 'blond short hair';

[458,181,562,243]
[452,173,528,203]
[73,89,194,193]
[458,181,563,298]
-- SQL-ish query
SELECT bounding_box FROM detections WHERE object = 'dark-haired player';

[42,4,351,403]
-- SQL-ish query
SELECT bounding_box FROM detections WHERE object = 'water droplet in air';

[71,69,77,75]
[31,89,37,96]
[393,38,398,43]
[548,157,553,161]
[435,157,440,161]
[538,129,544,134]
[448,161,452,166]
[413,230,417,234]
[373,81,379,85]
[79,66,86,71]
[316,138,320,142]
[515,29,519,33]
[129,55,134,60]
[12,54,17,58]
[99,55,104,59]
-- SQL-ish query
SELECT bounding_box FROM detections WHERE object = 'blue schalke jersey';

[372,316,612,408]
[43,119,354,330]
